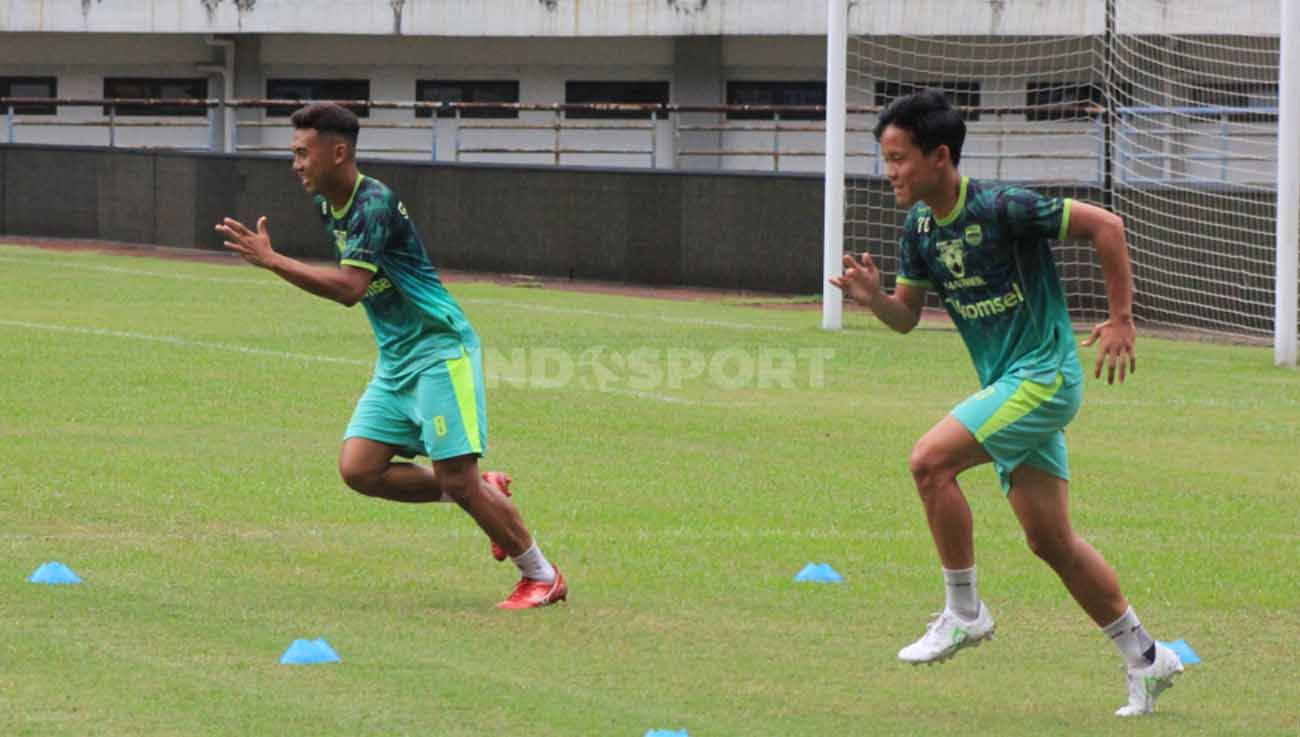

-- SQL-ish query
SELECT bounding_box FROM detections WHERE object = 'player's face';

[290,128,340,195]
[879,124,946,208]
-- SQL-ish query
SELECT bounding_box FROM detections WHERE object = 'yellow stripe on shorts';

[446,348,483,455]
[973,372,1064,443]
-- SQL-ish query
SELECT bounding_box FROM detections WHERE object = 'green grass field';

[1,242,1297,736]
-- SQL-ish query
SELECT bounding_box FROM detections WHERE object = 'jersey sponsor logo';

[334,229,348,253]
[944,282,1026,321]
[364,277,394,299]
[937,238,967,278]
[964,224,983,247]
[943,275,989,291]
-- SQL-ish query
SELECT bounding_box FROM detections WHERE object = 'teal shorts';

[950,371,1082,493]
[344,346,488,461]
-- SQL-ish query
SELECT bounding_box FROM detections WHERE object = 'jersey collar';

[331,173,366,220]
[933,176,969,227]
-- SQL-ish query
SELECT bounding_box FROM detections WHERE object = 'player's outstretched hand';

[829,252,882,308]
[1081,317,1136,384]
[216,216,276,269]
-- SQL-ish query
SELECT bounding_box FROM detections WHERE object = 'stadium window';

[564,81,669,119]
[726,81,826,121]
[1190,82,1278,123]
[1025,81,1134,121]
[265,79,371,118]
[0,77,58,115]
[874,81,982,122]
[1026,82,1104,121]
[415,80,519,119]
[103,78,208,117]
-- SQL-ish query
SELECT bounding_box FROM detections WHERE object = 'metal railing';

[2,96,219,150]
[1114,105,1279,185]
[0,97,1280,183]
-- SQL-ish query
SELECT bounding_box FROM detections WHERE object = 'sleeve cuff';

[1058,198,1073,241]
[896,276,931,288]
[341,259,378,273]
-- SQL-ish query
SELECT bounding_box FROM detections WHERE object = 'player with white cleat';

[835,91,1184,716]
[897,602,996,665]
[1115,641,1184,717]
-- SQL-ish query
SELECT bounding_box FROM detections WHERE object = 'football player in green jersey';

[216,103,565,610]
[830,90,1180,715]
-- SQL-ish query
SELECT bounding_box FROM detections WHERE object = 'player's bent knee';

[908,445,954,491]
[338,459,383,495]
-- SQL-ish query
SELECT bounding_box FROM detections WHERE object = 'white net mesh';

[844,0,1288,337]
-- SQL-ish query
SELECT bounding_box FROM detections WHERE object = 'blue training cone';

[794,562,844,583]
[1159,639,1201,665]
[645,730,689,737]
[28,562,82,585]
[280,638,341,665]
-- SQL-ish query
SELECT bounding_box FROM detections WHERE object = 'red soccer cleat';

[496,569,568,610]
[481,471,513,562]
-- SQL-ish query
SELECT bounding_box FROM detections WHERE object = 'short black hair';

[873,89,966,167]
[290,102,360,149]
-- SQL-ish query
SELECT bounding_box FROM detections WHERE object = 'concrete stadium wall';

[0,144,1288,334]
[0,144,823,293]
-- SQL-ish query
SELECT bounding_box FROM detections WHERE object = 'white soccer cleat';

[897,602,996,664]
[1115,641,1184,717]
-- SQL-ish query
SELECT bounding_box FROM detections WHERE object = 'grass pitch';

[1,243,1296,736]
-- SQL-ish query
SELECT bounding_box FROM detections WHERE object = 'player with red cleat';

[498,569,569,610]
[216,102,566,610]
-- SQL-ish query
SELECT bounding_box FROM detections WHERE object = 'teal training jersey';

[897,176,1084,388]
[317,174,478,386]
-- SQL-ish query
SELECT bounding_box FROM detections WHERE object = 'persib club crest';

[937,238,966,278]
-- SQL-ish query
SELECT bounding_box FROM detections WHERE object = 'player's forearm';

[869,291,922,334]
[1093,219,1134,323]
[264,253,361,306]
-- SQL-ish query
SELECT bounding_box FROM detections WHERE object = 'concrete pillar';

[233,35,263,153]
[672,36,724,171]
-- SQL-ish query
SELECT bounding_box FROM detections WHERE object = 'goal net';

[839,0,1292,345]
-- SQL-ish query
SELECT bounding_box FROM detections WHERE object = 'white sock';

[943,566,980,619]
[1102,606,1156,669]
[512,542,556,582]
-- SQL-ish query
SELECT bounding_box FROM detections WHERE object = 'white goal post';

[822,0,848,330]
[1275,0,1299,366]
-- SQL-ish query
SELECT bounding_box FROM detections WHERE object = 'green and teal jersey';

[897,176,1084,388]
[317,174,478,386]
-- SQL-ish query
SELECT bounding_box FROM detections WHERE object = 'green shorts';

[950,371,1082,493]
[344,346,488,461]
